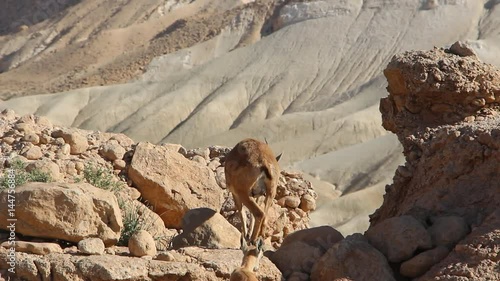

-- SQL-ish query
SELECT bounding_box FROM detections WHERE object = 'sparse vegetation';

[117,199,170,247]
[81,163,122,192]
[0,159,51,189]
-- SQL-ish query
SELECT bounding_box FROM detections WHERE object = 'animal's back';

[225,138,279,178]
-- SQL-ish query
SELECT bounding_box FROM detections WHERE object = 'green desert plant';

[0,159,51,189]
[117,199,169,247]
[81,163,121,192]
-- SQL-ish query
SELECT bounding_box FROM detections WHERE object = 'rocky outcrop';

[0,109,320,280]
[372,42,500,279]
[0,182,123,246]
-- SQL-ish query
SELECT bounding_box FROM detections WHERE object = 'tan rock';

[78,238,105,255]
[207,159,220,171]
[60,143,71,155]
[215,166,226,189]
[171,208,240,249]
[155,251,175,262]
[310,233,395,281]
[2,136,15,145]
[26,159,61,181]
[128,142,223,228]
[271,226,343,278]
[1,109,16,120]
[100,141,126,161]
[113,159,126,170]
[39,133,51,144]
[1,241,62,255]
[278,195,301,208]
[192,155,207,165]
[58,130,88,155]
[128,230,157,257]
[400,246,450,278]
[0,182,122,246]
[23,146,43,160]
[300,194,316,212]
[365,215,432,262]
[23,133,40,144]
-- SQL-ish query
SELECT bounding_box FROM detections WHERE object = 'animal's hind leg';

[241,196,265,243]
[231,192,248,247]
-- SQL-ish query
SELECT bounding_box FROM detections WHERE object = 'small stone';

[278,196,301,208]
[1,108,16,120]
[59,130,88,154]
[449,41,477,57]
[14,123,31,132]
[2,137,15,145]
[215,167,226,189]
[464,116,475,122]
[192,155,207,166]
[100,141,126,161]
[75,161,85,172]
[113,159,126,170]
[24,146,43,160]
[39,134,52,144]
[53,137,65,146]
[60,144,71,155]
[23,133,40,144]
[129,230,157,257]
[155,251,175,262]
[65,161,78,176]
[207,159,220,171]
[300,194,316,212]
[78,238,105,255]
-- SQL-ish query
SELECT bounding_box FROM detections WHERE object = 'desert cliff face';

[371,43,500,280]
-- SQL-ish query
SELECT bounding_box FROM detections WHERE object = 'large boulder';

[0,182,122,246]
[128,142,224,228]
[171,208,240,249]
[270,226,343,278]
[365,215,432,262]
[310,234,395,281]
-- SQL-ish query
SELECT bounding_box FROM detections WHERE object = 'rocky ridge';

[1,43,500,280]
[0,108,315,280]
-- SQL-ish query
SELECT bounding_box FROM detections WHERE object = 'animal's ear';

[275,152,283,162]
[240,234,247,251]
[256,237,264,251]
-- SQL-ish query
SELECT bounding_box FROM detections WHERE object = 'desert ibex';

[230,237,264,281]
[225,138,281,245]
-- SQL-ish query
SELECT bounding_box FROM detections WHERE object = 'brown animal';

[225,138,281,244]
[230,237,264,281]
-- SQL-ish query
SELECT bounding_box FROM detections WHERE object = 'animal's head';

[241,237,265,271]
